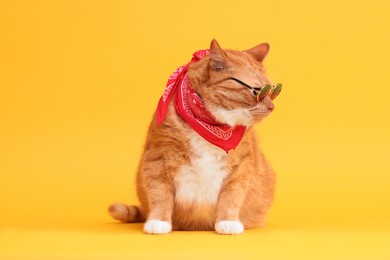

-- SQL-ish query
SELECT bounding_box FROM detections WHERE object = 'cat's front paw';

[215,220,244,235]
[144,219,172,235]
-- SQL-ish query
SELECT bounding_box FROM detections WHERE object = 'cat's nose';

[263,96,274,111]
[267,102,275,111]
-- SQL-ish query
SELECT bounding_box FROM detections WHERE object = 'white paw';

[144,220,172,235]
[215,220,244,235]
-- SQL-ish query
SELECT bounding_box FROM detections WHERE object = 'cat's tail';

[108,203,145,223]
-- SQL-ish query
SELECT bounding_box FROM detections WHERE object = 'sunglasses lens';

[256,84,271,102]
[270,83,282,100]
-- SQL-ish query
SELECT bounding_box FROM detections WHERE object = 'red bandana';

[156,50,246,153]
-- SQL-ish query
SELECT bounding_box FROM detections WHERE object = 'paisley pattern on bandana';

[179,75,234,140]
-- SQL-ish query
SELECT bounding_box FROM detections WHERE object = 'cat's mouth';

[249,103,273,121]
[249,106,270,115]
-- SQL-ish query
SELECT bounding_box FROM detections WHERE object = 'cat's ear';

[209,39,229,71]
[244,43,270,63]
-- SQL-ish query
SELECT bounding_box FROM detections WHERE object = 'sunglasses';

[228,78,282,102]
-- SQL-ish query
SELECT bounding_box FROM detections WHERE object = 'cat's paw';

[144,220,172,235]
[215,220,244,235]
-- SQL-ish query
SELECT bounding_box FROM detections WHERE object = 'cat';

[109,39,278,235]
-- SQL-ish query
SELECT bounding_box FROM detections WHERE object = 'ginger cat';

[109,39,278,235]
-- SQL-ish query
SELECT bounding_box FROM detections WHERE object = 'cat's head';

[188,39,277,126]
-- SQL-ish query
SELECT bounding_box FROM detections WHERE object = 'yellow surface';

[1,0,390,259]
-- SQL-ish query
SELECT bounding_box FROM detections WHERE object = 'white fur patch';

[212,108,253,126]
[174,133,228,205]
[144,220,172,235]
[215,220,244,235]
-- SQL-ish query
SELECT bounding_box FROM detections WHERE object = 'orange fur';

[109,39,276,234]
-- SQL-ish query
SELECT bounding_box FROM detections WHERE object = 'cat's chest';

[174,133,229,204]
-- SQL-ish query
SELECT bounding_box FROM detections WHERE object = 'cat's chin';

[212,104,271,127]
[211,107,254,127]
[210,105,272,127]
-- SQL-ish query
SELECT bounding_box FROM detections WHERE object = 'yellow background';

[1,0,389,259]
